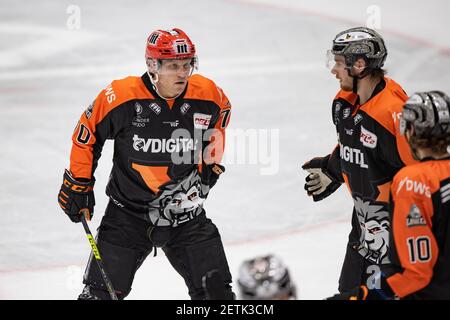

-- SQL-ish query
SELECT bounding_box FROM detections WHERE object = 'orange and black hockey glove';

[201,163,225,189]
[326,277,396,300]
[302,155,341,202]
[58,169,95,223]
[326,286,369,300]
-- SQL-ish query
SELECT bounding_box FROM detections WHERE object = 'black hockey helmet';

[400,91,450,139]
[237,254,296,300]
[331,27,387,70]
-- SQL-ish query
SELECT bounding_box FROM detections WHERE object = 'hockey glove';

[201,163,225,189]
[326,286,370,300]
[58,169,95,223]
[326,277,396,300]
[302,155,341,202]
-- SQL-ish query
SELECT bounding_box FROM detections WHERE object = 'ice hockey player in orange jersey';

[302,27,416,293]
[328,91,450,299]
[57,28,234,300]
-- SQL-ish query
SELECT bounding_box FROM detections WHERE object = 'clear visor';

[325,50,335,70]
[150,56,198,76]
[326,50,350,71]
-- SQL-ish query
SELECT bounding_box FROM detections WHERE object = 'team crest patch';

[132,102,150,128]
[334,102,342,124]
[406,204,426,227]
[343,108,351,119]
[193,113,211,129]
[135,102,143,115]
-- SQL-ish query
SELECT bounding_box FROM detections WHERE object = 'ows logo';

[396,177,431,198]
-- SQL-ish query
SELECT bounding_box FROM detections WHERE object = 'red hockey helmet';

[145,28,196,61]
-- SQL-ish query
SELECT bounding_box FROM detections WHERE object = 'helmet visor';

[326,50,348,71]
[151,56,198,76]
[325,50,334,70]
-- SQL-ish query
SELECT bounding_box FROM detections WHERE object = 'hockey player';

[328,91,450,300]
[302,27,416,293]
[57,28,234,300]
[236,254,297,300]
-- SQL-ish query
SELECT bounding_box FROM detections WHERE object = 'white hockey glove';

[302,156,341,202]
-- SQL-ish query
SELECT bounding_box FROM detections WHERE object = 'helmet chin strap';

[347,66,369,94]
[147,71,184,101]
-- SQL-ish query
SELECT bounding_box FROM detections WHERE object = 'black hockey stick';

[79,210,118,300]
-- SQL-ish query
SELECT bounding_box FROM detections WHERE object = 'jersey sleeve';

[69,82,134,179]
[203,85,232,165]
[327,144,343,183]
[367,89,416,171]
[377,112,416,171]
[386,172,439,298]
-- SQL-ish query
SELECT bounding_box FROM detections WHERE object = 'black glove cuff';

[202,164,225,189]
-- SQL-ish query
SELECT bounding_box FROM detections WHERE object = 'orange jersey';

[328,77,417,265]
[69,73,231,225]
[387,159,450,299]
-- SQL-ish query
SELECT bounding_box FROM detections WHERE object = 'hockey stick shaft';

[79,211,118,300]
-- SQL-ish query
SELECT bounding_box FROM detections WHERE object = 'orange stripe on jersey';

[342,172,352,194]
[375,181,391,203]
[131,164,170,193]
[70,76,155,179]
[166,98,175,109]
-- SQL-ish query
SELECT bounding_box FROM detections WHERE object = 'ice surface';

[0,0,449,299]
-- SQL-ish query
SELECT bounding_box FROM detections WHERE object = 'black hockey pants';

[80,200,233,300]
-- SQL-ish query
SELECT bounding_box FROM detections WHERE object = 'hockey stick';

[79,209,118,300]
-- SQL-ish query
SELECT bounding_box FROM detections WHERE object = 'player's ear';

[353,58,367,74]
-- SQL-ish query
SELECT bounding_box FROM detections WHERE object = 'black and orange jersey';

[69,72,231,226]
[387,159,450,299]
[329,77,416,264]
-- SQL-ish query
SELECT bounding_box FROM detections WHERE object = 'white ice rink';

[0,0,449,299]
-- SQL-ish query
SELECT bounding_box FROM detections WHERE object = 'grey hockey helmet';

[330,27,387,71]
[400,91,450,139]
[237,254,296,300]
